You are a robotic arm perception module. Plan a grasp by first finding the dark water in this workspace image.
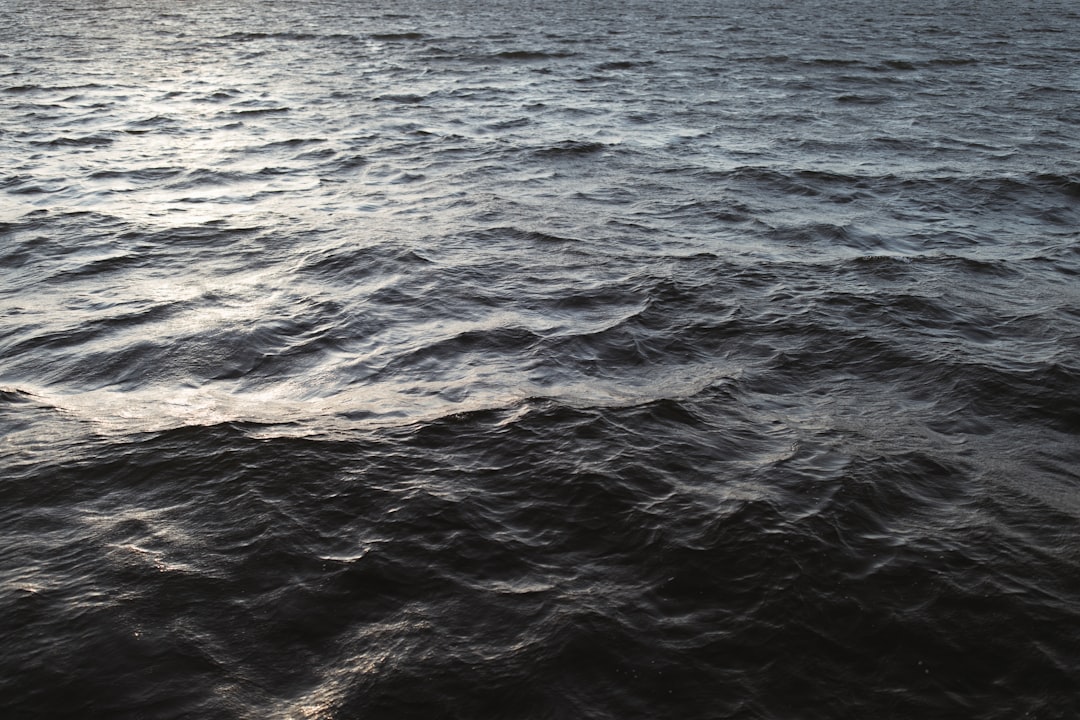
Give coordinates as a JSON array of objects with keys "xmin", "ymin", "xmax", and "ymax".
[{"xmin": 2, "ymin": 0, "xmax": 1079, "ymax": 717}]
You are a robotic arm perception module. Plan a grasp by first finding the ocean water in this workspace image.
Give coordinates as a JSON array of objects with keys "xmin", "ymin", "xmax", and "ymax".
[{"xmin": 1, "ymin": 0, "xmax": 1079, "ymax": 717}]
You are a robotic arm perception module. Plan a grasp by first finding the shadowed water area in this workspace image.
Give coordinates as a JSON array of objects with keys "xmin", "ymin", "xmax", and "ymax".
[{"xmin": 1, "ymin": 0, "xmax": 1079, "ymax": 717}]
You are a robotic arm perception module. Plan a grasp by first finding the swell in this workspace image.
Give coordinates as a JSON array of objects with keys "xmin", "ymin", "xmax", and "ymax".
[{"xmin": 2, "ymin": 395, "xmax": 1078, "ymax": 718}]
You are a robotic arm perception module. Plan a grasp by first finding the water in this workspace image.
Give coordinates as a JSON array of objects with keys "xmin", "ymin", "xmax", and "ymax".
[{"xmin": 2, "ymin": 0, "xmax": 1079, "ymax": 717}]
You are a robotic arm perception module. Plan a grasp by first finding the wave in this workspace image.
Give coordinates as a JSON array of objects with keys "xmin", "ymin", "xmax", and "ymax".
[
  {"xmin": 217, "ymin": 31, "xmax": 358, "ymax": 42},
  {"xmin": 369, "ymin": 32, "xmax": 428, "ymax": 41},
  {"xmin": 532, "ymin": 140, "xmax": 608, "ymax": 157},
  {"xmin": 491, "ymin": 50, "xmax": 576, "ymax": 61},
  {"xmin": 31, "ymin": 134, "xmax": 116, "ymax": 147},
  {"xmin": 3, "ymin": 0, "xmax": 1079, "ymax": 717}
]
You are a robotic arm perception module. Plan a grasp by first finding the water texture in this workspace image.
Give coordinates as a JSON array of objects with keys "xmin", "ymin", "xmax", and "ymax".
[{"xmin": 1, "ymin": 0, "xmax": 1079, "ymax": 717}]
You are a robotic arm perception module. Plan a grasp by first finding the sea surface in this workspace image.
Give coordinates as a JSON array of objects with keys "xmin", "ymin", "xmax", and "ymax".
[{"xmin": 1, "ymin": 0, "xmax": 1079, "ymax": 717}]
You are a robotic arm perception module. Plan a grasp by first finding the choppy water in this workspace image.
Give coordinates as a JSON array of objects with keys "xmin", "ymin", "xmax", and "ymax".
[{"xmin": 2, "ymin": 0, "xmax": 1079, "ymax": 717}]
